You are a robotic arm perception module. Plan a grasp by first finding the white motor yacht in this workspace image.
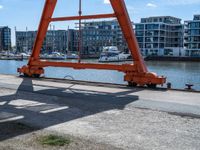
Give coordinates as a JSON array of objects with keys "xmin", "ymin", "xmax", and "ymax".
[
  {"xmin": 66, "ymin": 53, "xmax": 79, "ymax": 59},
  {"xmin": 99, "ymin": 46, "xmax": 131, "ymax": 62},
  {"xmin": 48, "ymin": 52, "xmax": 66, "ymax": 60}
]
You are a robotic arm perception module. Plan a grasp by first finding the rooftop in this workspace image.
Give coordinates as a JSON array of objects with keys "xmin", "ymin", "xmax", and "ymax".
[
  {"xmin": 140, "ymin": 16, "xmax": 182, "ymax": 24},
  {"xmin": 194, "ymin": 15, "xmax": 200, "ymax": 20}
]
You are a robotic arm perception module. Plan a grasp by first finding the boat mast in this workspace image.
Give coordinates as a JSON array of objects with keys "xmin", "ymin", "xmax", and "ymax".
[{"xmin": 78, "ymin": 0, "xmax": 82, "ymax": 63}]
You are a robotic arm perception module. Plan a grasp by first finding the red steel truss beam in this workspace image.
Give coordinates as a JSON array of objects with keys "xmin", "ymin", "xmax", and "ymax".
[
  {"xmin": 51, "ymin": 13, "xmax": 116, "ymax": 22},
  {"xmin": 31, "ymin": 60, "xmax": 136, "ymax": 72}
]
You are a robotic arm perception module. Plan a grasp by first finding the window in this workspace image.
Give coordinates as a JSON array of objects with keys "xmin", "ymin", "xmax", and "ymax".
[
  {"xmin": 146, "ymin": 24, "xmax": 159, "ymax": 30},
  {"xmin": 136, "ymin": 31, "xmax": 144, "ymax": 36},
  {"xmin": 135, "ymin": 24, "xmax": 144, "ymax": 30}
]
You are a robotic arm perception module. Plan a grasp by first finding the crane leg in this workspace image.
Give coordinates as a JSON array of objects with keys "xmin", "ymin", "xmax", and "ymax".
[
  {"xmin": 18, "ymin": 0, "xmax": 57, "ymax": 77},
  {"xmin": 110, "ymin": 0, "xmax": 165, "ymax": 86}
]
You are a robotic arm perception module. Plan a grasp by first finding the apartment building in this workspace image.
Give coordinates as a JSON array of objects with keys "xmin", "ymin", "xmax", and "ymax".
[
  {"xmin": 16, "ymin": 20, "xmax": 128, "ymax": 57},
  {"xmin": 135, "ymin": 16, "xmax": 184, "ymax": 57},
  {"xmin": 14, "ymin": 16, "xmax": 200, "ymax": 58},
  {"xmin": 16, "ymin": 30, "xmax": 71, "ymax": 54},
  {"xmin": 0, "ymin": 26, "xmax": 11, "ymax": 52},
  {"xmin": 73, "ymin": 20, "xmax": 127, "ymax": 56},
  {"xmin": 184, "ymin": 15, "xmax": 200, "ymax": 57}
]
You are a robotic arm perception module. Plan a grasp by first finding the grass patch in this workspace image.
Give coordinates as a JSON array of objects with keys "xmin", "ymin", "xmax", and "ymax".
[{"xmin": 39, "ymin": 134, "xmax": 71, "ymax": 146}]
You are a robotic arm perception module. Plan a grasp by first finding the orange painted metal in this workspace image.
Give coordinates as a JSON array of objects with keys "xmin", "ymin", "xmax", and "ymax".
[
  {"xmin": 31, "ymin": 60, "xmax": 136, "ymax": 72},
  {"xmin": 18, "ymin": 0, "xmax": 166, "ymax": 86},
  {"xmin": 51, "ymin": 14, "xmax": 116, "ymax": 22},
  {"xmin": 110, "ymin": 0, "xmax": 147, "ymax": 73}
]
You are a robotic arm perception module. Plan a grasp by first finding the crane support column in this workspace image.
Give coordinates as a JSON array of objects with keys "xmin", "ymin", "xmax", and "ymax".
[
  {"xmin": 110, "ymin": 0, "xmax": 165, "ymax": 87},
  {"xmin": 110, "ymin": 0, "xmax": 147, "ymax": 73},
  {"xmin": 18, "ymin": 0, "xmax": 57, "ymax": 77}
]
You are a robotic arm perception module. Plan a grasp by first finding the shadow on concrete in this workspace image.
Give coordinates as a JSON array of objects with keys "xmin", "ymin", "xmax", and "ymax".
[{"xmin": 0, "ymin": 77, "xmax": 140, "ymax": 141}]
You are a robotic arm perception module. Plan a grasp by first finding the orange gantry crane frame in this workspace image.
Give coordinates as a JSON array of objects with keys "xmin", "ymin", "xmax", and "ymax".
[{"xmin": 18, "ymin": 0, "xmax": 166, "ymax": 87}]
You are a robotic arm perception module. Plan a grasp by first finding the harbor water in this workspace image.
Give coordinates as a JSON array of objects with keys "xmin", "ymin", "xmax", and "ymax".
[{"xmin": 0, "ymin": 59, "xmax": 200, "ymax": 90}]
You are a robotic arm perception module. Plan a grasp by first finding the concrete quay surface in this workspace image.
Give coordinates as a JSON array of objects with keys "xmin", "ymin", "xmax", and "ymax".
[{"xmin": 0, "ymin": 74, "xmax": 200, "ymax": 150}]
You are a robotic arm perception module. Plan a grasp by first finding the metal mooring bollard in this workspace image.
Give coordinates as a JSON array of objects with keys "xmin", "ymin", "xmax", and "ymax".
[
  {"xmin": 167, "ymin": 82, "xmax": 172, "ymax": 89},
  {"xmin": 185, "ymin": 84, "xmax": 194, "ymax": 90}
]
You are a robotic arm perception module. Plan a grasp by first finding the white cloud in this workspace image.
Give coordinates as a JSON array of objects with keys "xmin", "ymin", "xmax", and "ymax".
[
  {"xmin": 146, "ymin": 3, "xmax": 157, "ymax": 8},
  {"xmin": 127, "ymin": 5, "xmax": 139, "ymax": 14},
  {"xmin": 104, "ymin": 0, "xmax": 110, "ymax": 4},
  {"xmin": 0, "ymin": 5, "xmax": 3, "ymax": 10}
]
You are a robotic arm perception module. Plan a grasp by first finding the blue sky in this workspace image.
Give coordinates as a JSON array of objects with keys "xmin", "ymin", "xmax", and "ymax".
[{"xmin": 0, "ymin": 0, "xmax": 200, "ymax": 45}]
